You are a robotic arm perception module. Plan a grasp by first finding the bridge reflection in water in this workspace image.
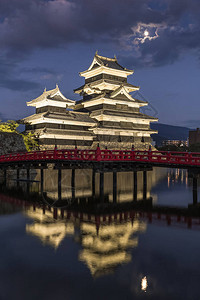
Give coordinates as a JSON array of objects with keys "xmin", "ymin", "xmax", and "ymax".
[
  {"xmin": 32, "ymin": 167, "xmax": 166, "ymax": 203},
  {"xmin": 0, "ymin": 166, "xmax": 200, "ymax": 278},
  {"xmin": 0, "ymin": 167, "xmax": 163, "ymax": 277}
]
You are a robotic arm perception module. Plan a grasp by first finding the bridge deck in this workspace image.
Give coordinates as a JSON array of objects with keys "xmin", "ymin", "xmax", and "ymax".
[{"xmin": 0, "ymin": 148, "xmax": 200, "ymax": 168}]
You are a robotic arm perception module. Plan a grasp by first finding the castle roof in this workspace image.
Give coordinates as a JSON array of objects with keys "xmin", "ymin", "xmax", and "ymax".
[
  {"xmin": 74, "ymin": 79, "xmax": 139, "ymax": 94},
  {"xmin": 27, "ymin": 85, "xmax": 74, "ymax": 107},
  {"xmin": 90, "ymin": 109, "xmax": 158, "ymax": 121},
  {"xmin": 93, "ymin": 53, "xmax": 128, "ymax": 71},
  {"xmin": 22, "ymin": 111, "xmax": 96, "ymax": 124},
  {"xmin": 76, "ymin": 91, "xmax": 147, "ymax": 105},
  {"xmin": 79, "ymin": 52, "xmax": 133, "ymax": 76}
]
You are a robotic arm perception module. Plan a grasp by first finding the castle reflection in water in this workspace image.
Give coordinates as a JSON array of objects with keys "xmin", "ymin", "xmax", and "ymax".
[
  {"xmin": 25, "ymin": 207, "xmax": 146, "ymax": 277},
  {"xmin": 0, "ymin": 167, "xmax": 190, "ymax": 277}
]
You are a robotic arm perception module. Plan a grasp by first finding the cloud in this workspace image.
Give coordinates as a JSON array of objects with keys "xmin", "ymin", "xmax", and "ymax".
[
  {"xmin": 0, "ymin": 0, "xmax": 200, "ymax": 71},
  {"xmin": 0, "ymin": 58, "xmax": 40, "ymax": 91},
  {"xmin": 21, "ymin": 66, "xmax": 64, "ymax": 82},
  {"xmin": 0, "ymin": 77, "xmax": 40, "ymax": 91}
]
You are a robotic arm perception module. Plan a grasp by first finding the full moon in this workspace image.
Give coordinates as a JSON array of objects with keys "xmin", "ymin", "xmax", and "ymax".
[{"xmin": 144, "ymin": 30, "xmax": 149, "ymax": 36}]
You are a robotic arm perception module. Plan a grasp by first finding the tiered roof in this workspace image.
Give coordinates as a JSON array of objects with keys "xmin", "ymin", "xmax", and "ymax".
[
  {"xmin": 80, "ymin": 52, "xmax": 133, "ymax": 76},
  {"xmin": 27, "ymin": 85, "xmax": 74, "ymax": 107},
  {"xmin": 74, "ymin": 79, "xmax": 139, "ymax": 94},
  {"xmin": 23, "ymin": 111, "xmax": 96, "ymax": 126}
]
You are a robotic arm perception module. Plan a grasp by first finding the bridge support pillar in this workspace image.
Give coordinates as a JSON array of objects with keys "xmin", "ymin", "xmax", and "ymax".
[
  {"xmin": 100, "ymin": 172, "xmax": 104, "ymax": 202},
  {"xmin": 134, "ymin": 171, "xmax": 137, "ymax": 201},
  {"xmin": 92, "ymin": 169, "xmax": 95, "ymax": 197},
  {"xmin": 26, "ymin": 169, "xmax": 30, "ymax": 194},
  {"xmin": 113, "ymin": 171, "xmax": 117, "ymax": 203},
  {"xmin": 16, "ymin": 169, "xmax": 19, "ymax": 187},
  {"xmin": 40, "ymin": 169, "xmax": 44, "ymax": 194},
  {"xmin": 4, "ymin": 169, "xmax": 6, "ymax": 185},
  {"xmin": 58, "ymin": 169, "xmax": 62, "ymax": 201},
  {"xmin": 193, "ymin": 176, "xmax": 198, "ymax": 205},
  {"xmin": 26, "ymin": 168, "xmax": 30, "ymax": 181},
  {"xmin": 143, "ymin": 170, "xmax": 147, "ymax": 200},
  {"xmin": 71, "ymin": 169, "xmax": 75, "ymax": 200}
]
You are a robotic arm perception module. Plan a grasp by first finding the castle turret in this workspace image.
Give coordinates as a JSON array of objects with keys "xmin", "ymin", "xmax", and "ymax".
[
  {"xmin": 74, "ymin": 53, "xmax": 158, "ymax": 149},
  {"xmin": 22, "ymin": 85, "xmax": 95, "ymax": 149}
]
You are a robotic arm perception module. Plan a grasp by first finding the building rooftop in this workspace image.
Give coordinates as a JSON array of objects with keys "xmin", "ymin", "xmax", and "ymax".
[
  {"xmin": 76, "ymin": 91, "xmax": 147, "ymax": 105},
  {"xmin": 23, "ymin": 111, "xmax": 96, "ymax": 124},
  {"xmin": 79, "ymin": 52, "xmax": 134, "ymax": 76},
  {"xmin": 74, "ymin": 79, "xmax": 139, "ymax": 94},
  {"xmin": 93, "ymin": 53, "xmax": 126, "ymax": 71},
  {"xmin": 90, "ymin": 109, "xmax": 158, "ymax": 121},
  {"xmin": 27, "ymin": 85, "xmax": 74, "ymax": 106}
]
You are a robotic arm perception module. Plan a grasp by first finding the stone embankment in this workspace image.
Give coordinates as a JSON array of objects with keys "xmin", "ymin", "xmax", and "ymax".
[{"xmin": 0, "ymin": 132, "xmax": 26, "ymax": 155}]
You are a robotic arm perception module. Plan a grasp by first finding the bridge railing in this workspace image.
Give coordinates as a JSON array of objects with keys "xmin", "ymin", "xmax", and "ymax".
[{"xmin": 1, "ymin": 148, "xmax": 200, "ymax": 166}]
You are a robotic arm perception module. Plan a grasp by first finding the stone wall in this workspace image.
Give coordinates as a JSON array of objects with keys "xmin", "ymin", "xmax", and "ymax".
[{"xmin": 0, "ymin": 132, "xmax": 26, "ymax": 155}]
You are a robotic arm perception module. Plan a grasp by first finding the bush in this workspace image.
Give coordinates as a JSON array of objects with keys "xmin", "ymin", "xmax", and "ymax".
[{"xmin": 0, "ymin": 120, "xmax": 39, "ymax": 151}]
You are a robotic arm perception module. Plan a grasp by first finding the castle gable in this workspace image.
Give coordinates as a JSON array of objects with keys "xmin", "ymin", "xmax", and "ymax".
[{"xmin": 110, "ymin": 85, "xmax": 133, "ymax": 101}]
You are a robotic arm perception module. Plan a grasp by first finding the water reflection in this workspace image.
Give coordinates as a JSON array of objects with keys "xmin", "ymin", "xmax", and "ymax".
[
  {"xmin": 22, "ymin": 204, "xmax": 146, "ymax": 277},
  {"xmin": 1, "ymin": 167, "xmax": 200, "ymax": 299},
  {"xmin": 0, "ymin": 167, "xmax": 168, "ymax": 203},
  {"xmin": 141, "ymin": 276, "xmax": 148, "ymax": 292},
  {"xmin": 78, "ymin": 218, "xmax": 146, "ymax": 277},
  {"xmin": 167, "ymin": 169, "xmax": 188, "ymax": 188},
  {"xmin": 0, "ymin": 166, "xmax": 200, "ymax": 208},
  {"xmin": 25, "ymin": 209, "xmax": 74, "ymax": 249}
]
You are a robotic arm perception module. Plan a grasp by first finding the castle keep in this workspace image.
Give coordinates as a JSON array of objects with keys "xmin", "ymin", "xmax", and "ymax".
[{"xmin": 23, "ymin": 53, "xmax": 158, "ymax": 149}]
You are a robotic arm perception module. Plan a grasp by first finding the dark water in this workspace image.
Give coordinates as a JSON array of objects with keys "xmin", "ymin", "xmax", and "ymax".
[{"xmin": 0, "ymin": 167, "xmax": 200, "ymax": 300}]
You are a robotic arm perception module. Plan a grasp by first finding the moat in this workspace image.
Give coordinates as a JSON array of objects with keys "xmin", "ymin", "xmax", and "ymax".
[{"xmin": 0, "ymin": 167, "xmax": 200, "ymax": 300}]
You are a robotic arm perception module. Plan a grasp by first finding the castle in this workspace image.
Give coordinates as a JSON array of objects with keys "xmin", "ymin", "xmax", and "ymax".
[{"xmin": 22, "ymin": 53, "xmax": 158, "ymax": 149}]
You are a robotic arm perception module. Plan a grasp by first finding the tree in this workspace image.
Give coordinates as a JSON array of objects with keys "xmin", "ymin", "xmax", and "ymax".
[
  {"xmin": 0, "ymin": 120, "xmax": 39, "ymax": 151},
  {"xmin": 0, "ymin": 120, "xmax": 19, "ymax": 132},
  {"xmin": 22, "ymin": 131, "xmax": 39, "ymax": 152}
]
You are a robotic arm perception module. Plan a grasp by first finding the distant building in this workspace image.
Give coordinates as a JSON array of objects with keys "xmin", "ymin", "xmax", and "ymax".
[
  {"xmin": 162, "ymin": 140, "xmax": 188, "ymax": 147},
  {"xmin": 22, "ymin": 52, "xmax": 158, "ymax": 150},
  {"xmin": 189, "ymin": 128, "xmax": 200, "ymax": 146}
]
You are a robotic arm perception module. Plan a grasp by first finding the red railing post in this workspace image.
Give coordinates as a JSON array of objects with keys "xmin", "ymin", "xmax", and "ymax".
[
  {"xmin": 119, "ymin": 150, "xmax": 123, "ymax": 160},
  {"xmin": 54, "ymin": 148, "xmax": 58, "ymax": 160},
  {"xmin": 188, "ymin": 152, "xmax": 192, "ymax": 164},
  {"xmin": 148, "ymin": 149, "xmax": 152, "ymax": 162},
  {"xmin": 74, "ymin": 147, "xmax": 78, "ymax": 160},
  {"xmin": 95, "ymin": 144, "xmax": 102, "ymax": 161},
  {"xmin": 167, "ymin": 151, "xmax": 171, "ymax": 163},
  {"xmin": 131, "ymin": 149, "xmax": 135, "ymax": 161},
  {"xmin": 104, "ymin": 149, "xmax": 108, "ymax": 160},
  {"xmin": 60, "ymin": 150, "xmax": 64, "ymax": 159}
]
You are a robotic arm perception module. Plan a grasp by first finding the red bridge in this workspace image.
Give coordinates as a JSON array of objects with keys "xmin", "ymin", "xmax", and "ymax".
[{"xmin": 0, "ymin": 148, "xmax": 200, "ymax": 168}]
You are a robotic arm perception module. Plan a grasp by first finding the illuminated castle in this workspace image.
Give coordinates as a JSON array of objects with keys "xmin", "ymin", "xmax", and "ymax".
[{"xmin": 23, "ymin": 53, "xmax": 158, "ymax": 150}]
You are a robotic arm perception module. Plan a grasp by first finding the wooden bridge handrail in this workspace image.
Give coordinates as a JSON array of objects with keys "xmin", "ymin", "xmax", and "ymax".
[{"xmin": 0, "ymin": 148, "xmax": 200, "ymax": 166}]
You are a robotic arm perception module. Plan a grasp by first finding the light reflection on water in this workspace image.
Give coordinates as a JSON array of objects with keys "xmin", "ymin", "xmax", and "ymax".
[{"xmin": 0, "ymin": 167, "xmax": 200, "ymax": 299}]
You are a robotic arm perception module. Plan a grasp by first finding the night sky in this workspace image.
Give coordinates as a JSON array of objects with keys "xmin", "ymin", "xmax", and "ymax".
[{"xmin": 0, "ymin": 0, "xmax": 200, "ymax": 128}]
